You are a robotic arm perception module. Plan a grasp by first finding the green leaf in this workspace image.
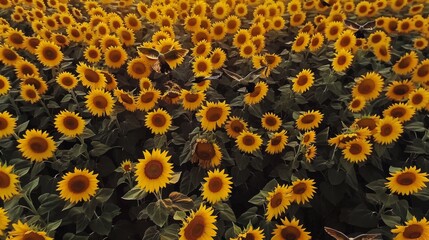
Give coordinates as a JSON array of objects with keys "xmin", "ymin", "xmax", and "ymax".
[
  {"xmin": 89, "ymin": 215, "xmax": 112, "ymax": 236},
  {"xmin": 146, "ymin": 200, "xmax": 169, "ymax": 227},
  {"xmin": 214, "ymin": 202, "xmax": 236, "ymax": 222},
  {"xmin": 23, "ymin": 177, "xmax": 39, "ymax": 196},
  {"xmin": 262, "ymin": 178, "xmax": 279, "ymax": 191},
  {"xmin": 405, "ymin": 122, "xmax": 427, "ymax": 132},
  {"xmin": 95, "ymin": 188, "xmax": 114, "ymax": 203},
  {"xmin": 46, "ymin": 219, "xmax": 62, "ymax": 234},
  {"xmin": 122, "ymin": 186, "xmax": 147, "ymax": 200},
  {"xmin": 248, "ymin": 190, "xmax": 268, "ymax": 205},
  {"xmin": 381, "ymin": 214, "xmax": 401, "ymax": 227},
  {"xmin": 160, "ymin": 224, "xmax": 180, "ymax": 240},
  {"xmin": 173, "ymin": 211, "xmax": 187, "ymax": 221},
  {"xmin": 169, "ymin": 172, "xmax": 181, "ymax": 184},
  {"xmin": 328, "ymin": 168, "xmax": 345, "ymax": 185},
  {"xmin": 16, "ymin": 120, "xmax": 29, "ymax": 134},
  {"xmin": 168, "ymin": 191, "xmax": 194, "ymax": 211},
  {"xmin": 81, "ymin": 128, "xmax": 95, "ymax": 139},
  {"xmin": 89, "ymin": 141, "xmax": 113, "ymax": 157}
]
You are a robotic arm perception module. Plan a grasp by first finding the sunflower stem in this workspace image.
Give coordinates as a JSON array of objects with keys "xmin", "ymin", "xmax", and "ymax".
[
  {"xmin": 40, "ymin": 99, "xmax": 52, "ymax": 118},
  {"xmin": 23, "ymin": 194, "xmax": 39, "ymax": 216},
  {"xmin": 12, "ymin": 132, "xmax": 20, "ymax": 140},
  {"xmin": 70, "ymin": 90, "xmax": 82, "ymax": 114}
]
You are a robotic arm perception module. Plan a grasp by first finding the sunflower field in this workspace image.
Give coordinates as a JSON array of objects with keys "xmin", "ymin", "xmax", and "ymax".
[{"xmin": 1, "ymin": 0, "xmax": 429, "ymax": 239}]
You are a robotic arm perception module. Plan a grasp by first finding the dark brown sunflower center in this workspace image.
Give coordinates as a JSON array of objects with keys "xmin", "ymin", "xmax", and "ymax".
[
  {"xmin": 358, "ymin": 5, "xmax": 367, "ymax": 13},
  {"xmin": 265, "ymin": 116, "xmax": 277, "ymax": 126},
  {"xmin": 121, "ymin": 31, "xmax": 131, "ymax": 41},
  {"xmin": 379, "ymin": 46, "xmax": 388, "ymax": 56},
  {"xmin": 26, "ymin": 89, "xmax": 37, "ymax": 99},
  {"xmin": 329, "ymin": 26, "xmax": 339, "ymax": 36},
  {"xmin": 151, "ymin": 113, "xmax": 167, "ymax": 127},
  {"xmin": 293, "ymin": 14, "xmax": 302, "ymax": 23},
  {"xmin": 0, "ymin": 171, "xmax": 11, "ymax": 188},
  {"xmin": 412, "ymin": 94, "xmax": 423, "ymax": 105},
  {"xmin": 10, "ymin": 33, "xmax": 24, "ymax": 44},
  {"xmin": 337, "ymin": 55, "xmax": 347, "ymax": 65},
  {"xmin": 206, "ymin": 107, "xmax": 222, "ymax": 122},
  {"xmin": 185, "ymin": 93, "xmax": 199, "ymax": 103},
  {"xmin": 88, "ymin": 49, "xmax": 99, "ymax": 58},
  {"xmin": 281, "ymin": 226, "xmax": 301, "ymax": 240},
  {"xmin": 214, "ymin": 26, "xmax": 223, "ymax": 35},
  {"xmin": 187, "ymin": 18, "xmax": 197, "ymax": 26},
  {"xmin": 349, "ymin": 143, "xmax": 362, "ymax": 155},
  {"xmin": 311, "ymin": 37, "xmax": 320, "ymax": 47},
  {"xmin": 141, "ymin": 81, "xmax": 151, "ymax": 89},
  {"xmin": 390, "ymin": 108, "xmax": 406, "ymax": 118},
  {"xmin": 197, "ymin": 61, "xmax": 208, "ymax": 72},
  {"xmin": 340, "ymin": 36, "xmax": 350, "ymax": 47},
  {"xmin": 22, "ymin": 231, "xmax": 45, "ymax": 240},
  {"xmin": 24, "ymin": 78, "xmax": 41, "ymax": 90},
  {"xmin": 227, "ymin": 20, "xmax": 237, "ymax": 30},
  {"xmin": 216, "ymin": 7, "xmax": 224, "ymax": 15},
  {"xmin": 249, "ymin": 86, "xmax": 261, "ymax": 97},
  {"xmin": 380, "ymin": 124, "xmax": 393, "ymax": 136},
  {"xmin": 61, "ymin": 77, "xmax": 74, "ymax": 86},
  {"xmin": 208, "ymin": 176, "xmax": 223, "ymax": 193},
  {"xmin": 211, "ymin": 53, "xmax": 221, "ymax": 63},
  {"xmin": 243, "ymin": 45, "xmax": 253, "ymax": 55},
  {"xmin": 417, "ymin": 65, "xmax": 429, "ymax": 78},
  {"xmin": 293, "ymin": 182, "xmax": 307, "ymax": 194},
  {"xmin": 68, "ymin": 175, "xmax": 90, "ymax": 193},
  {"xmin": 271, "ymin": 136, "xmax": 282, "ymax": 146},
  {"xmin": 301, "ymin": 114, "xmax": 315, "ymax": 124},
  {"xmin": 398, "ymin": 57, "xmax": 411, "ymax": 69},
  {"xmin": 28, "ymin": 136, "xmax": 49, "ymax": 153},
  {"xmin": 403, "ymin": 224, "xmax": 423, "ymax": 238},
  {"xmin": 63, "ymin": 116, "xmax": 79, "ymax": 130},
  {"xmin": 196, "ymin": 142, "xmax": 215, "ymax": 161},
  {"xmin": 270, "ymin": 192, "xmax": 283, "ymax": 208},
  {"xmin": 393, "ymin": 85, "xmax": 409, "ymax": 95},
  {"xmin": 356, "ymin": 118, "xmax": 376, "ymax": 131},
  {"xmin": 184, "ymin": 215, "xmax": 205, "ymax": 240},
  {"xmin": 84, "ymin": 69, "xmax": 100, "ymax": 83},
  {"xmin": 243, "ymin": 135, "xmax": 255, "ymax": 146},
  {"xmin": 3, "ymin": 49, "xmax": 18, "ymax": 61},
  {"xmin": 396, "ymin": 172, "xmax": 416, "ymax": 186},
  {"xmin": 55, "ymin": 35, "xmax": 67, "ymax": 44},
  {"xmin": 0, "ymin": 79, "xmax": 4, "ymax": 89},
  {"xmin": 108, "ymin": 49, "xmax": 122, "ymax": 62},
  {"xmin": 120, "ymin": 94, "xmax": 133, "ymax": 104},
  {"xmin": 371, "ymin": 35, "xmax": 382, "ymax": 44},
  {"xmin": 296, "ymin": 36, "xmax": 305, "ymax": 46},
  {"xmin": 237, "ymin": 34, "xmax": 247, "ymax": 44},
  {"xmin": 358, "ymin": 79, "xmax": 376, "ymax": 95},
  {"xmin": 244, "ymin": 233, "xmax": 255, "ymax": 240},
  {"xmin": 297, "ymin": 75, "xmax": 308, "ymax": 86},
  {"xmin": 71, "ymin": 29, "xmax": 80, "ymax": 38},
  {"xmin": 0, "ymin": 117, "xmax": 8, "ymax": 130},
  {"xmin": 351, "ymin": 99, "xmax": 361, "ymax": 108},
  {"xmin": 144, "ymin": 160, "xmax": 163, "ymax": 179},
  {"xmin": 388, "ymin": 21, "xmax": 397, "ymax": 31},
  {"xmin": 140, "ymin": 92, "xmax": 155, "ymax": 103},
  {"xmin": 93, "ymin": 96, "xmax": 108, "ymax": 109},
  {"xmin": 230, "ymin": 121, "xmax": 244, "ymax": 133},
  {"xmin": 303, "ymin": 134, "xmax": 310, "ymax": 143},
  {"xmin": 128, "ymin": 18, "xmax": 138, "ymax": 27},
  {"xmin": 21, "ymin": 64, "xmax": 36, "ymax": 76}
]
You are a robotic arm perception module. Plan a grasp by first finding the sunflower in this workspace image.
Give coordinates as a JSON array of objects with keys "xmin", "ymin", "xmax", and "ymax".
[
  {"xmin": 244, "ymin": 81, "xmax": 269, "ymax": 105},
  {"xmin": 342, "ymin": 138, "xmax": 372, "ymax": 163},
  {"xmin": 236, "ymin": 131, "xmax": 263, "ymax": 154},
  {"xmin": 387, "ymin": 166, "xmax": 429, "ymax": 196},
  {"xmin": 179, "ymin": 204, "xmax": 217, "ymax": 240},
  {"xmin": 264, "ymin": 129, "xmax": 288, "ymax": 155},
  {"xmin": 192, "ymin": 28, "xmax": 212, "ymax": 45},
  {"xmin": 113, "ymin": 89, "xmax": 137, "ymax": 112},
  {"xmin": 52, "ymin": 33, "xmax": 69, "ymax": 47},
  {"xmin": 234, "ymin": 3, "xmax": 248, "ymax": 17},
  {"xmin": 0, "ymin": 207, "xmax": 10, "ymax": 235},
  {"xmin": 305, "ymin": 145, "xmax": 317, "ymax": 162},
  {"xmin": 373, "ymin": 116, "xmax": 403, "ymax": 145},
  {"xmin": 193, "ymin": 57, "xmax": 212, "ymax": 78},
  {"xmin": 136, "ymin": 87, "xmax": 161, "ymax": 111},
  {"xmin": 334, "ymin": 30, "xmax": 356, "ymax": 52},
  {"xmin": 0, "ymin": 164, "xmax": 19, "ymax": 201},
  {"xmin": 393, "ymin": 51, "xmax": 419, "ymax": 75},
  {"xmin": 225, "ymin": 116, "xmax": 248, "ymax": 139},
  {"xmin": 328, "ymin": 132, "xmax": 359, "ymax": 149},
  {"xmin": 412, "ymin": 59, "xmax": 429, "ymax": 84},
  {"xmin": 197, "ymin": 101, "xmax": 231, "ymax": 131},
  {"xmin": 0, "ymin": 75, "xmax": 11, "ymax": 96},
  {"xmin": 225, "ymin": 15, "xmax": 241, "ymax": 34},
  {"xmin": 0, "ymin": 45, "xmax": 21, "ymax": 66},
  {"xmin": 332, "ymin": 49, "xmax": 354, "ymax": 72},
  {"xmin": 290, "ymin": 12, "xmax": 306, "ymax": 27},
  {"xmin": 145, "ymin": 108, "xmax": 172, "ymax": 135},
  {"xmin": 17, "ymin": 129, "xmax": 56, "ymax": 162},
  {"xmin": 192, "ymin": 139, "xmax": 222, "ymax": 169},
  {"xmin": 20, "ymin": 85, "xmax": 41, "ymax": 104},
  {"xmin": 383, "ymin": 17, "xmax": 399, "ymax": 34},
  {"xmin": 56, "ymin": 72, "xmax": 78, "ymax": 91},
  {"xmin": 180, "ymin": 89, "xmax": 205, "ymax": 111},
  {"xmin": 261, "ymin": 112, "xmax": 282, "ymax": 132},
  {"xmin": 373, "ymin": 43, "xmax": 391, "ymax": 62},
  {"xmin": 0, "ymin": 111, "xmax": 16, "ymax": 139},
  {"xmin": 408, "ymin": 88, "xmax": 429, "ymax": 110},
  {"xmin": 211, "ymin": 21, "xmax": 227, "ymax": 41},
  {"xmin": 301, "ymin": 131, "xmax": 316, "ymax": 146},
  {"xmin": 355, "ymin": 1, "xmax": 370, "ymax": 17},
  {"xmin": 210, "ymin": 48, "xmax": 226, "ymax": 70},
  {"xmin": 309, "ymin": 33, "xmax": 324, "ymax": 52},
  {"xmin": 290, "ymin": 179, "xmax": 316, "ymax": 204},
  {"xmin": 348, "ymin": 96, "xmax": 366, "ymax": 113},
  {"xmin": 296, "ymin": 110, "xmax": 323, "ymax": 131},
  {"xmin": 292, "ymin": 32, "xmax": 310, "ymax": 52},
  {"xmin": 127, "ymin": 57, "xmax": 151, "ymax": 79},
  {"xmin": 21, "ymin": 75, "xmax": 48, "ymax": 95},
  {"xmin": 5, "ymin": 28, "xmax": 26, "ymax": 49},
  {"xmin": 57, "ymin": 168, "xmax": 99, "ymax": 203},
  {"xmin": 352, "ymin": 72, "xmax": 384, "ymax": 101},
  {"xmin": 202, "ymin": 169, "xmax": 232, "ymax": 204},
  {"xmin": 233, "ymin": 29, "xmax": 251, "ymax": 48},
  {"xmin": 352, "ymin": 115, "xmax": 380, "ymax": 134},
  {"xmin": 76, "ymin": 63, "xmax": 106, "ymax": 89},
  {"xmin": 324, "ymin": 21, "xmax": 343, "ymax": 41},
  {"xmin": 231, "ymin": 226, "xmax": 265, "ymax": 240},
  {"xmin": 104, "ymin": 46, "xmax": 127, "ymax": 69},
  {"xmin": 54, "ymin": 110, "xmax": 85, "ymax": 137},
  {"xmin": 85, "ymin": 89, "xmax": 115, "ymax": 117},
  {"xmin": 272, "ymin": 218, "xmax": 311, "ymax": 240},
  {"xmin": 139, "ymin": 78, "xmax": 152, "ymax": 90},
  {"xmin": 239, "ymin": 41, "xmax": 256, "ymax": 59},
  {"xmin": 8, "ymin": 221, "xmax": 53, "ymax": 240},
  {"xmin": 386, "ymin": 80, "xmax": 415, "ymax": 101},
  {"xmin": 413, "ymin": 37, "xmax": 428, "ymax": 50},
  {"xmin": 266, "ymin": 184, "xmax": 293, "ymax": 221},
  {"xmin": 184, "ymin": 14, "xmax": 201, "ymax": 32},
  {"xmin": 252, "ymin": 35, "xmax": 266, "ymax": 54},
  {"xmin": 290, "ymin": 69, "xmax": 314, "ymax": 93},
  {"xmin": 212, "ymin": 1, "xmax": 230, "ymax": 20},
  {"xmin": 397, "ymin": 18, "xmax": 414, "ymax": 34},
  {"xmin": 124, "ymin": 13, "xmax": 142, "ymax": 31},
  {"xmin": 120, "ymin": 159, "xmax": 133, "ymax": 173},
  {"xmin": 83, "ymin": 45, "xmax": 101, "ymax": 63},
  {"xmin": 383, "ymin": 103, "xmax": 415, "ymax": 123},
  {"xmin": 392, "ymin": 217, "xmax": 429, "ymax": 240},
  {"xmin": 14, "ymin": 60, "xmax": 39, "ymax": 79}
]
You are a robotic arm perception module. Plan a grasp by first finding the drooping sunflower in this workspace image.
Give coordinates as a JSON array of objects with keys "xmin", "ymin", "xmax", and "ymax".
[
  {"xmin": 17, "ymin": 129, "xmax": 56, "ymax": 162},
  {"xmin": 342, "ymin": 139, "xmax": 372, "ymax": 163},
  {"xmin": 261, "ymin": 112, "xmax": 282, "ymax": 132},
  {"xmin": 348, "ymin": 96, "xmax": 366, "ymax": 113},
  {"xmin": 387, "ymin": 166, "xmax": 429, "ymax": 196},
  {"xmin": 20, "ymin": 85, "xmax": 41, "ymax": 104},
  {"xmin": 8, "ymin": 220, "xmax": 53, "ymax": 240},
  {"xmin": 56, "ymin": 72, "xmax": 78, "ymax": 91},
  {"xmin": 0, "ymin": 207, "xmax": 10, "ymax": 235},
  {"xmin": 290, "ymin": 178, "xmax": 316, "ymax": 204},
  {"xmin": 76, "ymin": 63, "xmax": 106, "ymax": 89},
  {"xmin": 292, "ymin": 69, "xmax": 315, "ymax": 93},
  {"xmin": 231, "ymin": 226, "xmax": 265, "ymax": 240},
  {"xmin": 0, "ymin": 111, "xmax": 16, "ymax": 139},
  {"xmin": 236, "ymin": 131, "xmax": 263, "ymax": 154},
  {"xmin": 135, "ymin": 149, "xmax": 173, "ymax": 193},
  {"xmin": 304, "ymin": 145, "xmax": 317, "ymax": 162},
  {"xmin": 332, "ymin": 49, "xmax": 354, "ymax": 72},
  {"xmin": 244, "ymin": 81, "xmax": 269, "ymax": 105},
  {"xmin": 292, "ymin": 32, "xmax": 310, "ymax": 53},
  {"xmin": 412, "ymin": 59, "xmax": 429, "ymax": 84},
  {"xmin": 385, "ymin": 80, "xmax": 415, "ymax": 101},
  {"xmin": 145, "ymin": 108, "xmax": 172, "ymax": 135},
  {"xmin": 85, "ymin": 89, "xmax": 115, "ymax": 117},
  {"xmin": 180, "ymin": 89, "xmax": 205, "ymax": 111},
  {"xmin": 393, "ymin": 51, "xmax": 419, "ymax": 75},
  {"xmin": 0, "ymin": 164, "xmax": 19, "ymax": 201},
  {"xmin": 383, "ymin": 103, "xmax": 415, "ymax": 123},
  {"xmin": 301, "ymin": 130, "xmax": 316, "ymax": 146},
  {"xmin": 197, "ymin": 101, "xmax": 231, "ymax": 131},
  {"xmin": 202, "ymin": 169, "xmax": 232, "ymax": 204},
  {"xmin": 225, "ymin": 116, "xmax": 248, "ymax": 139},
  {"xmin": 83, "ymin": 45, "xmax": 101, "ymax": 63},
  {"xmin": 57, "ymin": 168, "xmax": 99, "ymax": 203},
  {"xmin": 54, "ymin": 110, "xmax": 85, "ymax": 137},
  {"xmin": 113, "ymin": 89, "xmax": 137, "ymax": 112},
  {"xmin": 328, "ymin": 132, "xmax": 359, "ymax": 149},
  {"xmin": 272, "ymin": 218, "xmax": 311, "ymax": 240},
  {"xmin": 179, "ymin": 204, "xmax": 217, "ymax": 240},
  {"xmin": 266, "ymin": 130, "xmax": 288, "ymax": 155},
  {"xmin": 392, "ymin": 217, "xmax": 429, "ymax": 240},
  {"xmin": 408, "ymin": 88, "xmax": 429, "ymax": 110},
  {"xmin": 266, "ymin": 184, "xmax": 293, "ymax": 221},
  {"xmin": 296, "ymin": 110, "xmax": 324, "ymax": 131},
  {"xmin": 136, "ymin": 87, "xmax": 161, "ymax": 111},
  {"xmin": 373, "ymin": 116, "xmax": 403, "ymax": 145},
  {"xmin": 352, "ymin": 72, "xmax": 384, "ymax": 101},
  {"xmin": 192, "ymin": 139, "xmax": 222, "ymax": 169}
]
